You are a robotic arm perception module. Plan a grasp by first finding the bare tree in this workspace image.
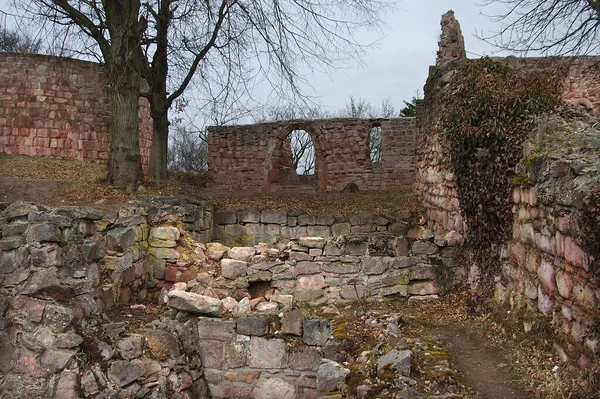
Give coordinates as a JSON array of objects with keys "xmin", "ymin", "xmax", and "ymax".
[
  {"xmin": 289, "ymin": 130, "xmax": 315, "ymax": 175},
  {"xmin": 342, "ymin": 95, "xmax": 375, "ymax": 118},
  {"xmin": 19, "ymin": 1, "xmax": 148, "ymax": 193},
  {"xmin": 0, "ymin": 25, "xmax": 41, "ymax": 53},
  {"xmin": 168, "ymin": 122, "xmax": 207, "ymax": 173},
  {"xmin": 19, "ymin": 0, "xmax": 388, "ymax": 188},
  {"xmin": 379, "ymin": 97, "xmax": 397, "ymax": 118},
  {"xmin": 481, "ymin": 0, "xmax": 600, "ymax": 55},
  {"xmin": 340, "ymin": 95, "xmax": 397, "ymax": 118}
]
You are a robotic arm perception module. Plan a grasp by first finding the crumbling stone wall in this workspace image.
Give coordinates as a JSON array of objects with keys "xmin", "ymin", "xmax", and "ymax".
[
  {"xmin": 213, "ymin": 208, "xmax": 415, "ymax": 246},
  {"xmin": 436, "ymin": 10, "xmax": 466, "ymax": 66},
  {"xmin": 196, "ymin": 315, "xmax": 333, "ymax": 398},
  {"xmin": 0, "ymin": 53, "xmax": 153, "ymax": 168},
  {"xmin": 207, "ymin": 118, "xmax": 416, "ymax": 192},
  {"xmin": 415, "ymin": 11, "xmax": 600, "ymax": 374},
  {"xmin": 496, "ymin": 116, "xmax": 600, "ymax": 374},
  {"xmin": 416, "ymin": 19, "xmax": 600, "ymax": 241},
  {"xmin": 0, "ymin": 197, "xmax": 460, "ymax": 398}
]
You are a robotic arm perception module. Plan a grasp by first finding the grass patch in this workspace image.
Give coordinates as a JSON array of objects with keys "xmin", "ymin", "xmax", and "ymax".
[{"xmin": 0, "ymin": 153, "xmax": 424, "ymax": 217}]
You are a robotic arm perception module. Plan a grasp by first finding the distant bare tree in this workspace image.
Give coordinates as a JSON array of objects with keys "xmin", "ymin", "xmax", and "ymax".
[
  {"xmin": 481, "ymin": 0, "xmax": 600, "ymax": 55},
  {"xmin": 342, "ymin": 95, "xmax": 375, "ymax": 118},
  {"xmin": 289, "ymin": 130, "xmax": 315, "ymax": 175},
  {"xmin": 167, "ymin": 123, "xmax": 207, "ymax": 173},
  {"xmin": 379, "ymin": 97, "xmax": 397, "ymax": 118},
  {"xmin": 0, "ymin": 25, "xmax": 41, "ymax": 53},
  {"xmin": 256, "ymin": 103, "xmax": 331, "ymax": 122},
  {"xmin": 340, "ymin": 95, "xmax": 397, "ymax": 118}
]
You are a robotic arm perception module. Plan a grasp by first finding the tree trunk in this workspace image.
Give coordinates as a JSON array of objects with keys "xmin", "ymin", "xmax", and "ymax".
[
  {"xmin": 106, "ymin": 67, "xmax": 143, "ymax": 193},
  {"xmin": 148, "ymin": 105, "xmax": 169, "ymax": 180},
  {"xmin": 104, "ymin": 0, "xmax": 145, "ymax": 193},
  {"xmin": 146, "ymin": 0, "xmax": 171, "ymax": 181}
]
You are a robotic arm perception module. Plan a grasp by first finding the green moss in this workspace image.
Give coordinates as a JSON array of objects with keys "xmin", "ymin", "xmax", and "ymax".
[
  {"xmin": 520, "ymin": 154, "xmax": 539, "ymax": 170},
  {"xmin": 509, "ymin": 173, "xmax": 532, "ymax": 186},
  {"xmin": 57, "ymin": 235, "xmax": 70, "ymax": 247}
]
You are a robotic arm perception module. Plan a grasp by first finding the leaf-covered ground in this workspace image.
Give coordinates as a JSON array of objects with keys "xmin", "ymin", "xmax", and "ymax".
[
  {"xmin": 0, "ymin": 153, "xmax": 423, "ymax": 217},
  {"xmin": 0, "ymin": 153, "xmax": 594, "ymax": 397}
]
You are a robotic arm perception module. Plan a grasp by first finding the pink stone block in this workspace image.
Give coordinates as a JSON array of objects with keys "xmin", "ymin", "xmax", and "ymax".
[
  {"xmin": 564, "ymin": 236, "xmax": 585, "ymax": 268},
  {"xmin": 556, "ymin": 270, "xmax": 573, "ymax": 299},
  {"xmin": 535, "ymin": 232, "xmax": 555, "ymax": 255},
  {"xmin": 555, "ymin": 232, "xmax": 565, "ymax": 258},
  {"xmin": 510, "ymin": 241, "xmax": 526, "ymax": 267},
  {"xmin": 297, "ymin": 274, "xmax": 326, "ymax": 289},
  {"xmin": 537, "ymin": 259, "xmax": 556, "ymax": 293},
  {"xmin": 512, "ymin": 187, "xmax": 521, "ymax": 203}
]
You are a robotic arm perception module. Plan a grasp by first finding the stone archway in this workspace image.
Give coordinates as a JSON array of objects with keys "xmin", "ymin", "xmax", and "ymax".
[{"xmin": 264, "ymin": 123, "xmax": 326, "ymax": 191}]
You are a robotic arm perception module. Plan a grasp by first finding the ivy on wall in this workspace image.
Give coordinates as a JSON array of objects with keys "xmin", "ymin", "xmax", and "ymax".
[{"xmin": 441, "ymin": 57, "xmax": 564, "ymax": 288}]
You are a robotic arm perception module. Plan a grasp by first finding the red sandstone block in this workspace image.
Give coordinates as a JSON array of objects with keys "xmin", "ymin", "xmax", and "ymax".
[
  {"xmin": 303, "ymin": 389, "xmax": 319, "ymax": 399},
  {"xmin": 83, "ymin": 140, "xmax": 95, "ymax": 150},
  {"xmin": 510, "ymin": 241, "xmax": 526, "ymax": 266},
  {"xmin": 87, "ymin": 150, "xmax": 98, "ymax": 160},
  {"xmin": 119, "ymin": 286, "xmax": 132, "ymax": 304},
  {"xmin": 165, "ymin": 265, "xmax": 178, "ymax": 282},
  {"xmin": 121, "ymin": 266, "xmax": 137, "ymax": 286},
  {"xmin": 177, "ymin": 270, "xmax": 196, "ymax": 283}
]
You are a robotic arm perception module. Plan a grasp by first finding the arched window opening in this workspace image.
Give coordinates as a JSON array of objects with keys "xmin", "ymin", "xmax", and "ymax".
[
  {"xmin": 369, "ymin": 126, "xmax": 382, "ymax": 164},
  {"xmin": 289, "ymin": 129, "xmax": 315, "ymax": 175}
]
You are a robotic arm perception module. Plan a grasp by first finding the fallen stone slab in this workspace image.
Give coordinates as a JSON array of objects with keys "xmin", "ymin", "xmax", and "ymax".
[
  {"xmin": 167, "ymin": 291, "xmax": 224, "ymax": 317},
  {"xmin": 377, "ymin": 349, "xmax": 412, "ymax": 376},
  {"xmin": 107, "ymin": 360, "xmax": 145, "ymax": 387},
  {"xmin": 317, "ymin": 358, "xmax": 350, "ymax": 393}
]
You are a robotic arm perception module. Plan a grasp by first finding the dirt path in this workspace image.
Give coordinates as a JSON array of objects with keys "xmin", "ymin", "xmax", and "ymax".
[{"xmin": 434, "ymin": 325, "xmax": 532, "ymax": 399}]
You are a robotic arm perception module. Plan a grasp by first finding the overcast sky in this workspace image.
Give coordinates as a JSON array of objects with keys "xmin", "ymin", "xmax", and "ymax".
[
  {"xmin": 0, "ymin": 0, "xmax": 513, "ymax": 118},
  {"xmin": 303, "ymin": 0, "xmax": 513, "ymax": 113}
]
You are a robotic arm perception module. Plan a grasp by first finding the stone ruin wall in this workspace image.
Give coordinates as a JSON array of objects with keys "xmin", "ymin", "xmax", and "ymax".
[
  {"xmin": 416, "ymin": 12, "xmax": 600, "ymax": 240},
  {"xmin": 414, "ymin": 12, "xmax": 600, "ymax": 374},
  {"xmin": 0, "ymin": 53, "xmax": 153, "ymax": 169},
  {"xmin": 0, "ymin": 197, "xmax": 462, "ymax": 398},
  {"xmin": 207, "ymin": 118, "xmax": 416, "ymax": 192}
]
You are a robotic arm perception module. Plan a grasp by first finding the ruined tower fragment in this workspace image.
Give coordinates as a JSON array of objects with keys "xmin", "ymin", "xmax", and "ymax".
[{"xmin": 436, "ymin": 10, "xmax": 466, "ymax": 66}]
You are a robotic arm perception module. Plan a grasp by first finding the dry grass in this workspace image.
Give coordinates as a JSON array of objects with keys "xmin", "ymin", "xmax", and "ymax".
[
  {"xmin": 0, "ymin": 152, "xmax": 106, "ymax": 181},
  {"xmin": 428, "ymin": 292, "xmax": 599, "ymax": 399},
  {"xmin": 210, "ymin": 189, "xmax": 423, "ymax": 217},
  {"xmin": 0, "ymin": 153, "xmax": 424, "ymax": 217}
]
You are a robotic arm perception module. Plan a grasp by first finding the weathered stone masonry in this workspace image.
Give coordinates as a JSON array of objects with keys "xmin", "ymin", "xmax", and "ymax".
[
  {"xmin": 0, "ymin": 197, "xmax": 460, "ymax": 398},
  {"xmin": 414, "ymin": 11, "xmax": 600, "ymax": 374},
  {"xmin": 0, "ymin": 53, "xmax": 153, "ymax": 168},
  {"xmin": 207, "ymin": 118, "xmax": 416, "ymax": 192}
]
